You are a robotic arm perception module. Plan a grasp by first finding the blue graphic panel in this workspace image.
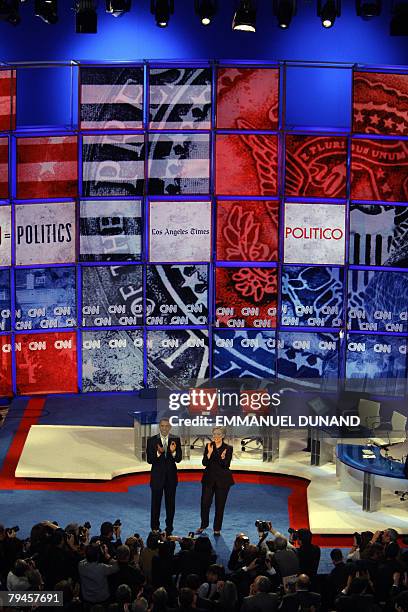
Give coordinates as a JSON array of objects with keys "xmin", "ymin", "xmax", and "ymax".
[
  {"xmin": 348, "ymin": 269, "xmax": 408, "ymax": 333},
  {"xmin": 0, "ymin": 269, "xmax": 11, "ymax": 332},
  {"xmin": 15, "ymin": 267, "xmax": 76, "ymax": 330},
  {"xmin": 213, "ymin": 330, "xmax": 276, "ymax": 379},
  {"xmin": 346, "ymin": 334, "xmax": 408, "ymax": 396},
  {"xmin": 282, "ymin": 266, "xmax": 344, "ymax": 328}
]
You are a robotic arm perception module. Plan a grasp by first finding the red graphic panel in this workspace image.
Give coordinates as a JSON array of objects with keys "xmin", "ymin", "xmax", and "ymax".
[
  {"xmin": 216, "ymin": 134, "xmax": 278, "ymax": 196},
  {"xmin": 216, "ymin": 67, "xmax": 279, "ymax": 130},
  {"xmin": 216, "ymin": 200, "xmax": 279, "ymax": 262},
  {"xmin": 0, "ymin": 137, "xmax": 8, "ymax": 199},
  {"xmin": 351, "ymin": 139, "xmax": 408, "ymax": 202},
  {"xmin": 0, "ymin": 70, "xmax": 16, "ymax": 132},
  {"xmin": 353, "ymin": 71, "xmax": 408, "ymax": 137},
  {"xmin": 16, "ymin": 332, "xmax": 78, "ymax": 395},
  {"xmin": 215, "ymin": 266, "xmax": 277, "ymax": 328},
  {"xmin": 0, "ymin": 336, "xmax": 12, "ymax": 397},
  {"xmin": 285, "ymin": 135, "xmax": 347, "ymax": 199},
  {"xmin": 17, "ymin": 136, "xmax": 78, "ymax": 199}
]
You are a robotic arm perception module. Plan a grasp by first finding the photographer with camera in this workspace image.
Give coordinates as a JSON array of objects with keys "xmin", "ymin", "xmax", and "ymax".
[
  {"xmin": 290, "ymin": 528, "xmax": 321, "ymax": 582},
  {"xmin": 42, "ymin": 527, "xmax": 82, "ymax": 590},
  {"xmin": 0, "ymin": 524, "xmax": 24, "ymax": 587},
  {"xmin": 78, "ymin": 541, "xmax": 119, "ymax": 605},
  {"xmin": 90, "ymin": 520, "xmax": 122, "ymax": 558},
  {"xmin": 108, "ymin": 544, "xmax": 145, "ymax": 600}
]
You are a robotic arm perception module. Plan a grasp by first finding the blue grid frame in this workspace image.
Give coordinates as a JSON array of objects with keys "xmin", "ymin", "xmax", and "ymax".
[{"xmin": 0, "ymin": 59, "xmax": 407, "ymax": 397}]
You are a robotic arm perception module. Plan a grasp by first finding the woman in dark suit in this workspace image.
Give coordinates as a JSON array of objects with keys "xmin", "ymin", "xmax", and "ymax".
[{"xmin": 197, "ymin": 427, "xmax": 234, "ymax": 536}]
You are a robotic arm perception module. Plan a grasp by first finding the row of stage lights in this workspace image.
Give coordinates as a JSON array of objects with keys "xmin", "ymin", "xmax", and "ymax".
[{"xmin": 0, "ymin": 0, "xmax": 407, "ymax": 34}]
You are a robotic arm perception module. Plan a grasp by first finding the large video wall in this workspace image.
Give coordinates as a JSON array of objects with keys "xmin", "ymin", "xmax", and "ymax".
[{"xmin": 0, "ymin": 63, "xmax": 407, "ymax": 395}]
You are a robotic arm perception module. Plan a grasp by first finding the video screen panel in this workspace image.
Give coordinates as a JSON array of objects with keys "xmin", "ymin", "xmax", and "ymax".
[
  {"xmin": 216, "ymin": 134, "xmax": 278, "ymax": 196},
  {"xmin": 82, "ymin": 134, "xmax": 145, "ymax": 197},
  {"xmin": 0, "ymin": 205, "xmax": 11, "ymax": 266},
  {"xmin": 16, "ymin": 136, "xmax": 78, "ymax": 199},
  {"xmin": 149, "ymin": 67, "xmax": 211, "ymax": 129},
  {"xmin": 148, "ymin": 133, "xmax": 210, "ymax": 195},
  {"xmin": 147, "ymin": 329, "xmax": 209, "ymax": 387},
  {"xmin": 216, "ymin": 67, "xmax": 279, "ymax": 130},
  {"xmin": 346, "ymin": 334, "xmax": 408, "ymax": 395},
  {"xmin": 82, "ymin": 329, "xmax": 144, "ymax": 392},
  {"xmin": 15, "ymin": 201, "xmax": 76, "ymax": 266},
  {"xmin": 349, "ymin": 204, "xmax": 408, "ymax": 267},
  {"xmin": 277, "ymin": 331, "xmax": 340, "ymax": 388},
  {"xmin": 285, "ymin": 135, "xmax": 347, "ymax": 199},
  {"xmin": 351, "ymin": 138, "xmax": 408, "ymax": 202},
  {"xmin": 353, "ymin": 71, "xmax": 408, "ymax": 137},
  {"xmin": 0, "ymin": 269, "xmax": 11, "ymax": 332},
  {"xmin": 15, "ymin": 332, "xmax": 77, "ymax": 395},
  {"xmin": 149, "ymin": 200, "xmax": 211, "ymax": 263},
  {"xmin": 81, "ymin": 265, "xmax": 143, "ymax": 327},
  {"xmin": 216, "ymin": 200, "xmax": 279, "ymax": 262},
  {"xmin": 0, "ymin": 69, "xmax": 16, "ymax": 131},
  {"xmin": 213, "ymin": 329, "xmax": 276, "ymax": 379},
  {"xmin": 347, "ymin": 269, "xmax": 408, "ymax": 333},
  {"xmin": 284, "ymin": 202, "xmax": 346, "ymax": 265},
  {"xmin": 146, "ymin": 264, "xmax": 208, "ymax": 326},
  {"xmin": 282, "ymin": 266, "xmax": 344, "ymax": 328},
  {"xmin": 80, "ymin": 199, "xmax": 142, "ymax": 262},
  {"xmin": 15, "ymin": 267, "xmax": 76, "ymax": 330},
  {"xmin": 0, "ymin": 137, "xmax": 8, "ymax": 200},
  {"xmin": 215, "ymin": 266, "xmax": 277, "ymax": 328},
  {"xmin": 80, "ymin": 66, "xmax": 143, "ymax": 130},
  {"xmin": 0, "ymin": 335, "xmax": 12, "ymax": 396}
]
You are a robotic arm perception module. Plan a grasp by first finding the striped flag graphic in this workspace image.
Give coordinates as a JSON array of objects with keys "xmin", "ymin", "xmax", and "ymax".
[
  {"xmin": 80, "ymin": 199, "xmax": 143, "ymax": 262},
  {"xmin": 0, "ymin": 137, "xmax": 8, "ymax": 199},
  {"xmin": 82, "ymin": 134, "xmax": 145, "ymax": 197},
  {"xmin": 0, "ymin": 70, "xmax": 16, "ymax": 132},
  {"xmin": 149, "ymin": 67, "xmax": 211, "ymax": 129},
  {"xmin": 17, "ymin": 136, "xmax": 78, "ymax": 199},
  {"xmin": 80, "ymin": 66, "xmax": 144, "ymax": 130},
  {"xmin": 148, "ymin": 133, "xmax": 210, "ymax": 195}
]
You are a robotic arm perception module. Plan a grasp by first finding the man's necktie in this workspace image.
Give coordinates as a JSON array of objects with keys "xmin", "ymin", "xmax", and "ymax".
[{"xmin": 163, "ymin": 438, "xmax": 168, "ymax": 454}]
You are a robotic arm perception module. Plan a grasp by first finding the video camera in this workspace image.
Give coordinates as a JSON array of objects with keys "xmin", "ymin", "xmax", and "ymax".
[{"xmin": 255, "ymin": 520, "xmax": 270, "ymax": 534}]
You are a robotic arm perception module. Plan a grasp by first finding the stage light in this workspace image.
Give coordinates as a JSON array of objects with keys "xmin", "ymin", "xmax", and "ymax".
[
  {"xmin": 35, "ymin": 0, "xmax": 58, "ymax": 24},
  {"xmin": 0, "ymin": 0, "xmax": 20, "ymax": 25},
  {"xmin": 318, "ymin": 0, "xmax": 340, "ymax": 27},
  {"xmin": 195, "ymin": 0, "xmax": 216, "ymax": 26},
  {"xmin": 75, "ymin": 0, "xmax": 97, "ymax": 33},
  {"xmin": 232, "ymin": 0, "xmax": 256, "ymax": 32},
  {"xmin": 106, "ymin": 0, "xmax": 131, "ymax": 17},
  {"xmin": 390, "ymin": 1, "xmax": 408, "ymax": 35},
  {"xmin": 274, "ymin": 0, "xmax": 296, "ymax": 28},
  {"xmin": 151, "ymin": 0, "xmax": 174, "ymax": 27},
  {"xmin": 356, "ymin": 0, "xmax": 381, "ymax": 19}
]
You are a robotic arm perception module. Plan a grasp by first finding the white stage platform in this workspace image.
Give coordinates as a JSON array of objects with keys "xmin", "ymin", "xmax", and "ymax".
[{"xmin": 16, "ymin": 425, "xmax": 408, "ymax": 534}]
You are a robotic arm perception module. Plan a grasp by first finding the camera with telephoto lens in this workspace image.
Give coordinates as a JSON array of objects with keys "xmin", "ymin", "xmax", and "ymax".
[
  {"xmin": 113, "ymin": 520, "xmax": 121, "ymax": 528},
  {"xmin": 288, "ymin": 527, "xmax": 299, "ymax": 541},
  {"xmin": 255, "ymin": 520, "xmax": 270, "ymax": 533},
  {"xmin": 78, "ymin": 521, "xmax": 91, "ymax": 543},
  {"xmin": 6, "ymin": 526, "xmax": 20, "ymax": 535}
]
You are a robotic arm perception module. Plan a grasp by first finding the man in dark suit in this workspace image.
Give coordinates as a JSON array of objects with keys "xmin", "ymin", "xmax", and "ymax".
[
  {"xmin": 146, "ymin": 418, "xmax": 182, "ymax": 536},
  {"xmin": 279, "ymin": 574, "xmax": 321, "ymax": 612},
  {"xmin": 241, "ymin": 576, "xmax": 279, "ymax": 612}
]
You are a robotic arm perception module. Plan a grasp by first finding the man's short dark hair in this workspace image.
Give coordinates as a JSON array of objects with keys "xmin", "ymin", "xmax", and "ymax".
[
  {"xmin": 330, "ymin": 548, "xmax": 343, "ymax": 563},
  {"xmin": 116, "ymin": 545, "xmax": 130, "ymax": 562},
  {"xmin": 13, "ymin": 559, "xmax": 28, "ymax": 577},
  {"xmin": 101, "ymin": 521, "xmax": 114, "ymax": 537},
  {"xmin": 85, "ymin": 544, "xmax": 100, "ymax": 563},
  {"xmin": 185, "ymin": 574, "xmax": 201, "ymax": 591},
  {"xmin": 255, "ymin": 576, "xmax": 271, "ymax": 593},
  {"xmin": 208, "ymin": 564, "xmax": 225, "ymax": 580},
  {"xmin": 297, "ymin": 529, "xmax": 313, "ymax": 546},
  {"xmin": 179, "ymin": 588, "xmax": 194, "ymax": 607}
]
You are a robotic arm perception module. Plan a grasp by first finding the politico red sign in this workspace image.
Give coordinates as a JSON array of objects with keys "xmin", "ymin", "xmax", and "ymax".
[{"xmin": 284, "ymin": 202, "xmax": 346, "ymax": 265}]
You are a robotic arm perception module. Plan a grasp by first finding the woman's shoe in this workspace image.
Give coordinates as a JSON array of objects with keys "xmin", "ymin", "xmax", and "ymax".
[
  {"xmin": 195, "ymin": 527, "xmax": 206, "ymax": 534},
  {"xmin": 213, "ymin": 530, "xmax": 221, "ymax": 536}
]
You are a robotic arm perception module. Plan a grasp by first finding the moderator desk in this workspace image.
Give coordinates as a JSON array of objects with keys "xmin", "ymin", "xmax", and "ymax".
[{"xmin": 336, "ymin": 443, "xmax": 407, "ymax": 512}]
